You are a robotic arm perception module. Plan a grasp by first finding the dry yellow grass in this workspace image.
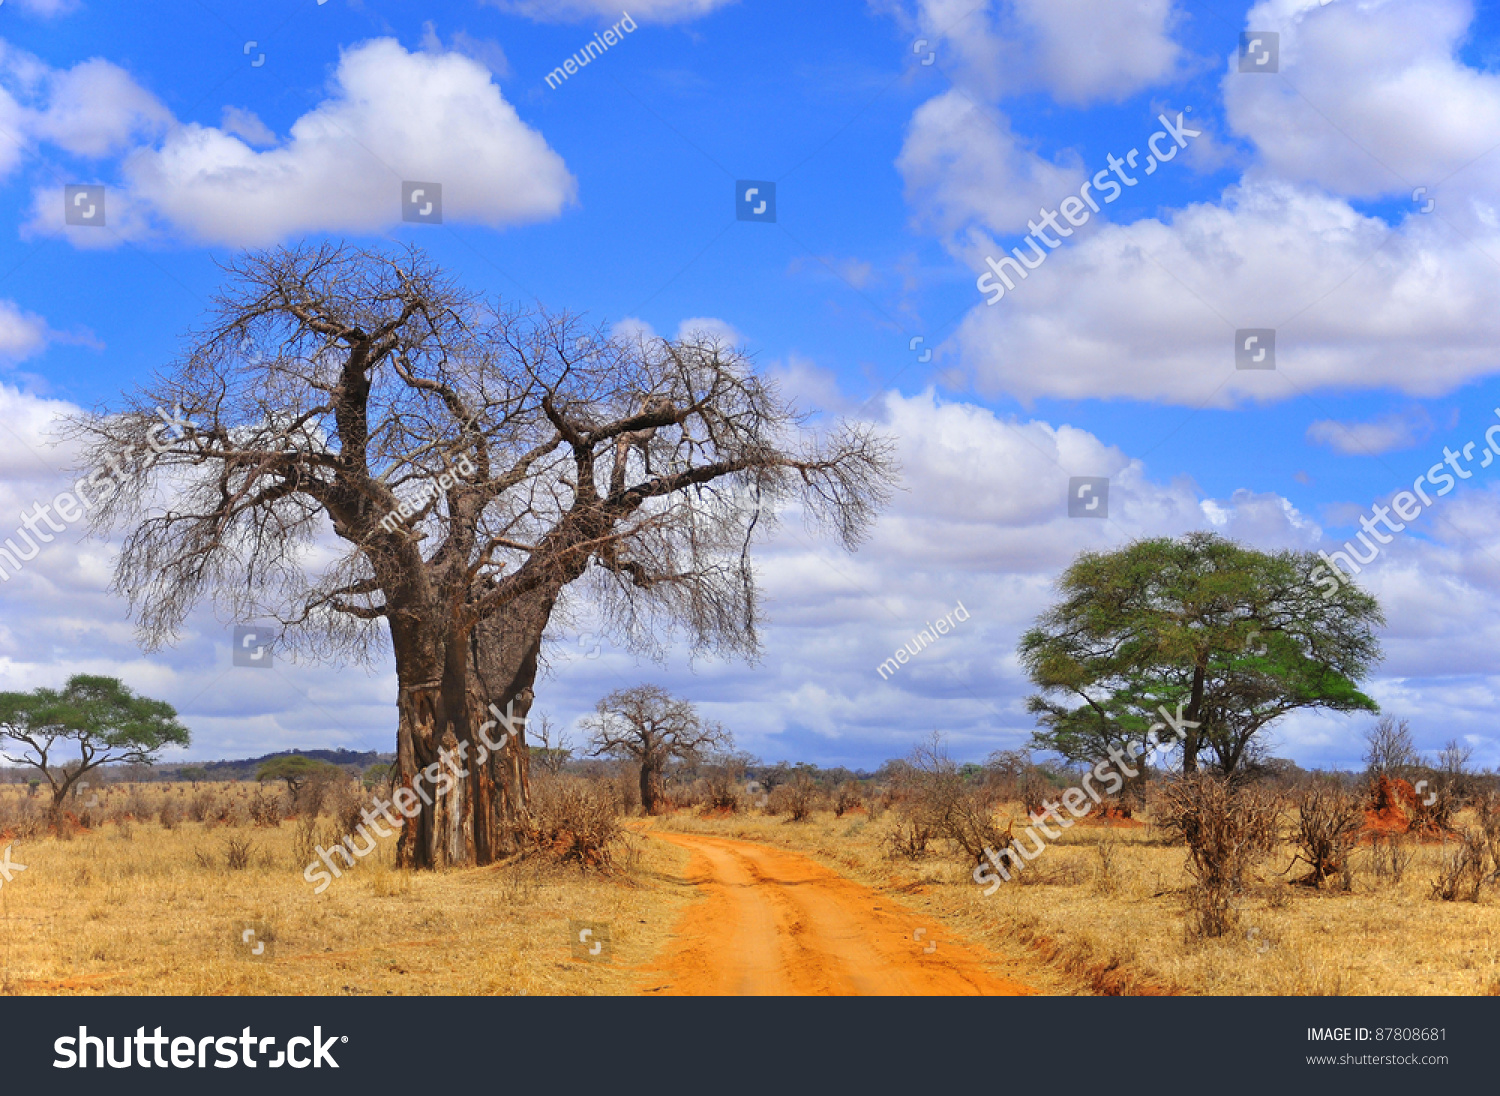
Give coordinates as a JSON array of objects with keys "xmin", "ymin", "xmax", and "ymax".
[
  {"xmin": 657, "ymin": 803, "xmax": 1500, "ymax": 996},
  {"xmin": 0, "ymin": 783, "xmax": 693, "ymax": 996},
  {"xmin": 9, "ymin": 778, "xmax": 1497, "ymax": 996}
]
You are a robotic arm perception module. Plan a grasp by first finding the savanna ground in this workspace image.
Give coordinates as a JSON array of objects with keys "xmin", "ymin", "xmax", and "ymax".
[
  {"xmin": 0, "ymin": 775, "xmax": 1495, "ymax": 996},
  {"xmin": 655, "ymin": 803, "xmax": 1500, "ymax": 996},
  {"xmin": 0, "ymin": 780, "xmax": 692, "ymax": 996}
]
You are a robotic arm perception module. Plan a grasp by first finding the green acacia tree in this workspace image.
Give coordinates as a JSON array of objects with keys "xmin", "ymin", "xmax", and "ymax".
[
  {"xmin": 1020, "ymin": 532, "xmax": 1383, "ymax": 781},
  {"xmin": 256, "ymin": 754, "xmax": 340, "ymax": 797},
  {"xmin": 0, "ymin": 675, "xmax": 190, "ymax": 824}
]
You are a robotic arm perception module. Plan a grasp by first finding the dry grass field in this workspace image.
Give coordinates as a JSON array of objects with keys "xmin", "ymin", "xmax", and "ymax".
[
  {"xmin": 1, "ymin": 776, "xmax": 1496, "ymax": 996},
  {"xmin": 0, "ymin": 781, "xmax": 696, "ymax": 996}
]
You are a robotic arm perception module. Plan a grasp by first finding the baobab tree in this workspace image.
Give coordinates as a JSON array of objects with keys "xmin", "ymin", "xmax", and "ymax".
[
  {"xmin": 72, "ymin": 243, "xmax": 895, "ymax": 868},
  {"xmin": 583, "ymin": 685, "xmax": 729, "ymax": 813}
]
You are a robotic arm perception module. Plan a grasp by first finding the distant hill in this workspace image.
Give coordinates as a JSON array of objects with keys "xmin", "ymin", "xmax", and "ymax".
[{"xmin": 159, "ymin": 748, "xmax": 395, "ymax": 783}]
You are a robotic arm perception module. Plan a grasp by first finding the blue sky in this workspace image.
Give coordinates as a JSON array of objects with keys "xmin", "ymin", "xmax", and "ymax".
[{"xmin": 3, "ymin": 0, "xmax": 1500, "ymax": 772}]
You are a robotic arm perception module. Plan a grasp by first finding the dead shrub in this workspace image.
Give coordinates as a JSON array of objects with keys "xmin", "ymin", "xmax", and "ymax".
[
  {"xmin": 528, "ymin": 775, "xmax": 623, "ymax": 868},
  {"xmin": 1412, "ymin": 781, "xmax": 1461, "ymax": 835},
  {"xmin": 833, "ymin": 781, "xmax": 863, "ymax": 818},
  {"xmin": 890, "ymin": 734, "xmax": 1008, "ymax": 867},
  {"xmin": 1430, "ymin": 830, "xmax": 1491, "ymax": 902},
  {"xmin": 158, "ymin": 801, "xmax": 180, "ymax": 831},
  {"xmin": 291, "ymin": 814, "xmax": 321, "ymax": 868},
  {"xmin": 770, "ymin": 773, "xmax": 818, "ymax": 822},
  {"xmin": 1477, "ymin": 793, "xmax": 1500, "ymax": 867},
  {"xmin": 224, "ymin": 838, "xmax": 253, "ymax": 871},
  {"xmin": 1093, "ymin": 831, "xmax": 1121, "ymax": 894},
  {"xmin": 248, "ymin": 787, "xmax": 284, "ymax": 827},
  {"xmin": 14, "ymin": 809, "xmax": 44, "ymax": 841},
  {"xmin": 1157, "ymin": 774, "xmax": 1280, "ymax": 938},
  {"xmin": 123, "ymin": 785, "xmax": 152, "ymax": 821},
  {"xmin": 1290, "ymin": 781, "xmax": 1362, "ymax": 889},
  {"xmin": 296, "ymin": 769, "xmax": 340, "ymax": 819},
  {"xmin": 1368, "ymin": 834, "xmax": 1413, "ymax": 884},
  {"xmin": 324, "ymin": 777, "xmax": 367, "ymax": 836},
  {"xmin": 0, "ymin": 795, "xmax": 45, "ymax": 841},
  {"xmin": 701, "ymin": 754, "xmax": 749, "ymax": 814},
  {"xmin": 883, "ymin": 816, "xmax": 933, "ymax": 860},
  {"xmin": 185, "ymin": 789, "xmax": 219, "ymax": 824},
  {"xmin": 1019, "ymin": 771, "xmax": 1049, "ymax": 820},
  {"xmin": 610, "ymin": 768, "xmax": 641, "ymax": 815}
]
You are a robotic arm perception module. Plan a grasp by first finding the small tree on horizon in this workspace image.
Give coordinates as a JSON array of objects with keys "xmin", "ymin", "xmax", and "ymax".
[
  {"xmin": 583, "ymin": 685, "xmax": 730, "ymax": 813},
  {"xmin": 0, "ymin": 675, "xmax": 190, "ymax": 824},
  {"xmin": 256, "ymin": 754, "xmax": 340, "ymax": 798},
  {"xmin": 528, "ymin": 712, "xmax": 573, "ymax": 776},
  {"xmin": 362, "ymin": 761, "xmax": 391, "ymax": 790}
]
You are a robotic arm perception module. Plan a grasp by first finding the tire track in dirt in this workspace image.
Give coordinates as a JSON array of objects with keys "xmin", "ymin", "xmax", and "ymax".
[{"xmin": 639, "ymin": 832, "xmax": 1039, "ymax": 996}]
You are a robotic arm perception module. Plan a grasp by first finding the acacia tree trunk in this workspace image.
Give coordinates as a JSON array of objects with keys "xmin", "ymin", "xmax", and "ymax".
[{"xmin": 1182, "ymin": 661, "xmax": 1207, "ymax": 773}]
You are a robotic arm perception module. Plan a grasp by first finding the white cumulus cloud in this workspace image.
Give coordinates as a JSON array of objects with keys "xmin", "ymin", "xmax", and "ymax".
[
  {"xmin": 948, "ymin": 181, "xmax": 1500, "ymax": 406},
  {"xmin": 1225, "ymin": 0, "xmax": 1500, "ymax": 205},
  {"xmin": 26, "ymin": 39, "xmax": 576, "ymax": 247},
  {"xmin": 891, "ymin": 0, "xmax": 1185, "ymax": 105}
]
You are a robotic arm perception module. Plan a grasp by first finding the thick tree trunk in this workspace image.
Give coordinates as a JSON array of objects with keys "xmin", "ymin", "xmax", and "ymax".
[
  {"xmin": 393, "ymin": 650, "xmax": 485, "ymax": 869},
  {"xmin": 392, "ymin": 586, "xmax": 559, "ymax": 869},
  {"xmin": 639, "ymin": 759, "xmax": 661, "ymax": 815},
  {"xmin": 470, "ymin": 591, "xmax": 555, "ymax": 857}
]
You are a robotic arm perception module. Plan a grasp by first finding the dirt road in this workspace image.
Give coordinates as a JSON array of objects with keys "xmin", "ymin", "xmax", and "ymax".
[{"xmin": 639, "ymin": 832, "xmax": 1038, "ymax": 996}]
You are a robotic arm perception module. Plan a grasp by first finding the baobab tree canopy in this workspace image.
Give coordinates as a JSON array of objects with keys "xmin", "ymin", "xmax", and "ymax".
[
  {"xmin": 72, "ymin": 242, "xmax": 897, "ymax": 868},
  {"xmin": 584, "ymin": 684, "xmax": 730, "ymax": 814}
]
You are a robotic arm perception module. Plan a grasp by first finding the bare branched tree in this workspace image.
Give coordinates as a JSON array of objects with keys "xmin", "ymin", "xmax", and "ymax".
[
  {"xmin": 529, "ymin": 712, "xmax": 572, "ymax": 776},
  {"xmin": 582, "ymin": 685, "xmax": 730, "ymax": 813},
  {"xmin": 1363, "ymin": 715, "xmax": 1419, "ymax": 780},
  {"xmin": 70, "ymin": 243, "xmax": 897, "ymax": 867}
]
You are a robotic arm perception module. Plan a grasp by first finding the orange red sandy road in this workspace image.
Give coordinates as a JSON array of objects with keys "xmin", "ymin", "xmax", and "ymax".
[{"xmin": 639, "ymin": 831, "xmax": 1038, "ymax": 996}]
